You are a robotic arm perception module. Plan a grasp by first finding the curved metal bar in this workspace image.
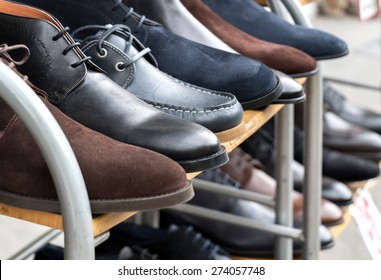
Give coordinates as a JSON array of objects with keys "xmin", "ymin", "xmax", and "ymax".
[{"xmin": 0, "ymin": 62, "xmax": 94, "ymax": 259}]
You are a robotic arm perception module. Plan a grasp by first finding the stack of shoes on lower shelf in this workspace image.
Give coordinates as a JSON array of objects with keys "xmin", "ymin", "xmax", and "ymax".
[{"xmin": 34, "ymin": 224, "xmax": 231, "ymax": 260}]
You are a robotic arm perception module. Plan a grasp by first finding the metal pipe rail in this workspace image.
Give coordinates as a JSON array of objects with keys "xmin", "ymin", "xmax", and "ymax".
[{"xmin": 0, "ymin": 61, "xmax": 94, "ymax": 259}]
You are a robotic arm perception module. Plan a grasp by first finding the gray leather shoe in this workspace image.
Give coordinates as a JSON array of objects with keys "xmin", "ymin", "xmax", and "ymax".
[
  {"xmin": 323, "ymin": 111, "xmax": 381, "ymax": 161},
  {"xmin": 324, "ymin": 82, "xmax": 381, "ymax": 134},
  {"xmin": 71, "ymin": 24, "xmax": 245, "ymax": 142}
]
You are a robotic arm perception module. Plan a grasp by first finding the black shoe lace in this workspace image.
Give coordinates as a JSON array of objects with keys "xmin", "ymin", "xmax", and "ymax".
[
  {"xmin": 71, "ymin": 24, "xmax": 151, "ymax": 71},
  {"xmin": 0, "ymin": 44, "xmax": 47, "ymax": 97},
  {"xmin": 182, "ymin": 226, "xmax": 226, "ymax": 260},
  {"xmin": 111, "ymin": 0, "xmax": 147, "ymax": 33},
  {"xmin": 51, "ymin": 27, "xmax": 91, "ymax": 67}
]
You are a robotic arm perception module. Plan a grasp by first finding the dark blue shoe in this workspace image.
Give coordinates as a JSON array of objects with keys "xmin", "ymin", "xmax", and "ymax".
[{"xmin": 202, "ymin": 0, "xmax": 349, "ymax": 60}]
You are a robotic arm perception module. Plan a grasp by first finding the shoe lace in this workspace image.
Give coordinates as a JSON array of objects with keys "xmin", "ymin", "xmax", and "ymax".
[
  {"xmin": 51, "ymin": 27, "xmax": 92, "ymax": 67},
  {"xmin": 0, "ymin": 44, "xmax": 47, "ymax": 97},
  {"xmin": 111, "ymin": 0, "xmax": 146, "ymax": 33},
  {"xmin": 71, "ymin": 24, "xmax": 151, "ymax": 71},
  {"xmin": 182, "ymin": 226, "xmax": 226, "ymax": 259}
]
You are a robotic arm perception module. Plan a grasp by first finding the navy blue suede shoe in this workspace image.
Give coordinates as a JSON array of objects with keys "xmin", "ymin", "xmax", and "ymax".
[
  {"xmin": 202, "ymin": 0, "xmax": 349, "ymax": 60},
  {"xmin": 17, "ymin": 0, "xmax": 283, "ymax": 109}
]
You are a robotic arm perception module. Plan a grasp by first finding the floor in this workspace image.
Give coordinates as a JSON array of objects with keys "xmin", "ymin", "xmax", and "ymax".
[{"xmin": 0, "ymin": 4, "xmax": 380, "ymax": 260}]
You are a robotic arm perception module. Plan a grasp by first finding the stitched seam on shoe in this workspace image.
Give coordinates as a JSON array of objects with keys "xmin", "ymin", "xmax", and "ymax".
[
  {"xmin": 81, "ymin": 41, "xmax": 134, "ymax": 87},
  {"xmin": 165, "ymin": 73, "xmax": 234, "ymax": 100},
  {"xmin": 151, "ymin": 103, "xmax": 237, "ymax": 114},
  {"xmin": 0, "ymin": 115, "xmax": 18, "ymax": 140},
  {"xmin": 0, "ymin": 21, "xmax": 52, "ymax": 85}
]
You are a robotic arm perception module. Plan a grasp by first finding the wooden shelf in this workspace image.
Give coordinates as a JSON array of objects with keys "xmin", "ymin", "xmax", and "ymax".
[{"xmin": 0, "ymin": 105, "xmax": 284, "ymax": 236}]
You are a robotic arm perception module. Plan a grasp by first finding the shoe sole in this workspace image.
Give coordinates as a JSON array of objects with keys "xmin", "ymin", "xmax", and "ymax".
[
  {"xmin": 0, "ymin": 181, "xmax": 194, "ymax": 214},
  {"xmin": 272, "ymin": 92, "xmax": 306, "ymax": 104},
  {"xmin": 315, "ymin": 49, "xmax": 350, "ymax": 61},
  {"xmin": 240, "ymin": 77, "xmax": 283, "ymax": 110},
  {"xmin": 215, "ymin": 121, "xmax": 247, "ymax": 143},
  {"xmin": 177, "ymin": 146, "xmax": 228, "ymax": 173}
]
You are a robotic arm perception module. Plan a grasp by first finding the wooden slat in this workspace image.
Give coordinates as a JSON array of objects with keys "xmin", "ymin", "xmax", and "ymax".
[{"xmin": 0, "ymin": 104, "xmax": 284, "ymax": 236}]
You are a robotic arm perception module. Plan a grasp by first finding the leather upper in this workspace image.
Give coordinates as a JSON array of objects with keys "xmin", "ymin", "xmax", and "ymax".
[
  {"xmin": 73, "ymin": 25, "xmax": 243, "ymax": 132},
  {"xmin": 324, "ymin": 83, "xmax": 381, "ymax": 134}
]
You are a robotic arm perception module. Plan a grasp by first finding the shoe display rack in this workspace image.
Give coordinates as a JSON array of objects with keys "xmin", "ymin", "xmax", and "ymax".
[{"xmin": 0, "ymin": 0, "xmax": 329, "ymax": 260}]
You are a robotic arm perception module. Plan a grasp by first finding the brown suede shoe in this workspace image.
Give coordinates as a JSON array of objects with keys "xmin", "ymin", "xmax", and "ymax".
[
  {"xmin": 181, "ymin": 0, "xmax": 317, "ymax": 77},
  {"xmin": 0, "ymin": 44, "xmax": 193, "ymax": 214},
  {"xmin": 221, "ymin": 148, "xmax": 343, "ymax": 226}
]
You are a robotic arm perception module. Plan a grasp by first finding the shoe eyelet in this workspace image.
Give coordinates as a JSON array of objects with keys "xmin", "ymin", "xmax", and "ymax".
[
  {"xmin": 115, "ymin": 62, "xmax": 126, "ymax": 72},
  {"xmin": 97, "ymin": 48, "xmax": 108, "ymax": 58}
]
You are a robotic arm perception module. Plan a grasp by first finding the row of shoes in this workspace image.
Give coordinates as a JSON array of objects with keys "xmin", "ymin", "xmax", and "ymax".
[{"xmin": 0, "ymin": 0, "xmax": 352, "ymax": 214}]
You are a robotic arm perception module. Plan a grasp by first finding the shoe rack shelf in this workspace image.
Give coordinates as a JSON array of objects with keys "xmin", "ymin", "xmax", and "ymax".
[{"xmin": 0, "ymin": 103, "xmax": 285, "ymax": 238}]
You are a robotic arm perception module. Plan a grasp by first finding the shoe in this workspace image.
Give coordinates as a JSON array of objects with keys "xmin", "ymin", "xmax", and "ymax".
[
  {"xmin": 292, "ymin": 161, "xmax": 353, "ymax": 206},
  {"xmin": 0, "ymin": 43, "xmax": 193, "ymax": 213},
  {"xmin": 71, "ymin": 23, "xmax": 245, "ymax": 141},
  {"xmin": 324, "ymin": 82, "xmax": 381, "ymax": 134},
  {"xmin": 34, "ymin": 243, "xmax": 158, "ymax": 260},
  {"xmin": 161, "ymin": 188, "xmax": 334, "ymax": 257},
  {"xmin": 106, "ymin": 223, "xmax": 231, "ymax": 260},
  {"xmin": 240, "ymin": 124, "xmax": 354, "ymax": 201},
  {"xmin": 293, "ymin": 126, "xmax": 380, "ymax": 182},
  {"xmin": 273, "ymin": 71, "xmax": 306, "ymax": 104},
  {"xmin": 180, "ymin": 0, "xmax": 318, "ymax": 77},
  {"xmin": 16, "ymin": 0, "xmax": 283, "ymax": 110},
  {"xmin": 218, "ymin": 148, "xmax": 344, "ymax": 226},
  {"xmin": 201, "ymin": 0, "xmax": 349, "ymax": 60},
  {"xmin": 124, "ymin": 0, "xmax": 237, "ymax": 53},
  {"xmin": 0, "ymin": 0, "xmax": 228, "ymax": 173},
  {"xmin": 323, "ymin": 111, "xmax": 381, "ymax": 161}
]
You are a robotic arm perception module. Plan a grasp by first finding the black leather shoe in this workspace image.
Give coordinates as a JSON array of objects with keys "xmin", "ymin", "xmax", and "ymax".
[
  {"xmin": 323, "ymin": 111, "xmax": 381, "ymax": 161},
  {"xmin": 17, "ymin": 0, "xmax": 283, "ymax": 110},
  {"xmin": 0, "ymin": 1, "xmax": 228, "ymax": 172},
  {"xmin": 240, "ymin": 127, "xmax": 353, "ymax": 204},
  {"xmin": 71, "ymin": 24, "xmax": 244, "ymax": 141},
  {"xmin": 201, "ymin": 0, "xmax": 349, "ymax": 60},
  {"xmin": 162, "ymin": 189, "xmax": 334, "ymax": 257},
  {"xmin": 107, "ymin": 223, "xmax": 231, "ymax": 260},
  {"xmin": 324, "ymin": 82, "xmax": 381, "ymax": 134},
  {"xmin": 273, "ymin": 71, "xmax": 306, "ymax": 104},
  {"xmin": 293, "ymin": 126, "xmax": 380, "ymax": 182},
  {"xmin": 292, "ymin": 161, "xmax": 353, "ymax": 206}
]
